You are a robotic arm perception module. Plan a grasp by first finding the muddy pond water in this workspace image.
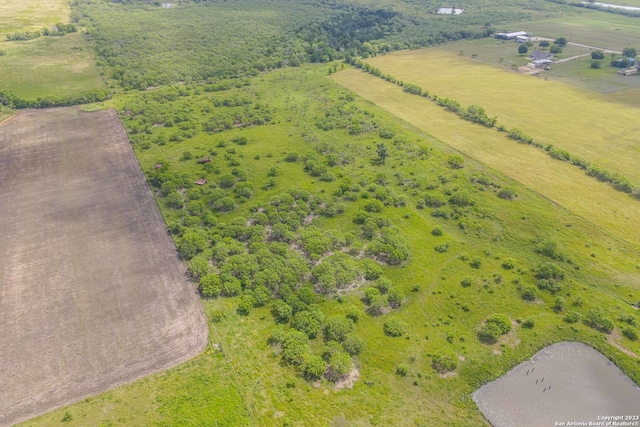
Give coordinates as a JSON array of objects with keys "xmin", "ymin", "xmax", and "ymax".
[{"xmin": 473, "ymin": 342, "xmax": 640, "ymax": 427}]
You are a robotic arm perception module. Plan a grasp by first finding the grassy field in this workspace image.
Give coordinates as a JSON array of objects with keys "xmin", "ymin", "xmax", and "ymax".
[
  {"xmin": 0, "ymin": 0, "xmax": 69, "ymax": 34},
  {"xmin": 361, "ymin": 48, "xmax": 640, "ymax": 186},
  {"xmin": 0, "ymin": 33, "xmax": 103, "ymax": 99},
  {"xmin": 0, "ymin": 0, "xmax": 103, "ymax": 101},
  {"xmin": 513, "ymin": 9, "xmax": 640, "ymax": 50},
  {"xmin": 20, "ymin": 64, "xmax": 640, "ymax": 426},
  {"xmin": 0, "ymin": 107, "xmax": 207, "ymax": 427},
  {"xmin": 332, "ymin": 67, "xmax": 640, "ymax": 248}
]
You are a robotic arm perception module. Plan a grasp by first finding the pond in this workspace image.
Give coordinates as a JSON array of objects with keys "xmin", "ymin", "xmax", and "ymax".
[{"xmin": 473, "ymin": 342, "xmax": 640, "ymax": 427}]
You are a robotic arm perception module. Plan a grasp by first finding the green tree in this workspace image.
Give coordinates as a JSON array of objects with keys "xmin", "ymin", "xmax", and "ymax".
[
  {"xmin": 554, "ymin": 37, "xmax": 567, "ymax": 47},
  {"xmin": 622, "ymin": 47, "xmax": 637, "ymax": 58},
  {"xmin": 550, "ymin": 45, "xmax": 563, "ymax": 54},
  {"xmin": 518, "ymin": 44, "xmax": 528, "ymax": 55},
  {"xmin": 376, "ymin": 142, "xmax": 389, "ymax": 164},
  {"xmin": 304, "ymin": 355, "xmax": 327, "ymax": 380},
  {"xmin": 539, "ymin": 40, "xmax": 550, "ymax": 49},
  {"xmin": 324, "ymin": 316, "xmax": 352, "ymax": 342},
  {"xmin": 282, "ymin": 330, "xmax": 310, "ymax": 365},
  {"xmin": 178, "ymin": 231, "xmax": 207, "ymax": 259},
  {"xmin": 591, "ymin": 50, "xmax": 605, "ymax": 60},
  {"xmin": 271, "ymin": 300, "xmax": 293, "ymax": 323},
  {"xmin": 590, "ymin": 60, "xmax": 601, "ymax": 69},
  {"xmin": 325, "ymin": 351, "xmax": 353, "ymax": 381}
]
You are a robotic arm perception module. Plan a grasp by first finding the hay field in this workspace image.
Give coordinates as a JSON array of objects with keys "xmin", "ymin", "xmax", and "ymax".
[
  {"xmin": 362, "ymin": 48, "xmax": 640, "ymax": 184},
  {"xmin": 0, "ymin": 0, "xmax": 69, "ymax": 34},
  {"xmin": 0, "ymin": 107, "xmax": 208, "ymax": 426},
  {"xmin": 0, "ymin": 33, "xmax": 103, "ymax": 100},
  {"xmin": 333, "ymin": 68, "xmax": 640, "ymax": 247},
  {"xmin": 519, "ymin": 11, "xmax": 640, "ymax": 49}
]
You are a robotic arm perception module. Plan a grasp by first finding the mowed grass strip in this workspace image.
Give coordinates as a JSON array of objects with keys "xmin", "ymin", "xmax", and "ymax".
[
  {"xmin": 363, "ymin": 48, "xmax": 640, "ymax": 183},
  {"xmin": 333, "ymin": 68, "xmax": 640, "ymax": 247},
  {"xmin": 0, "ymin": 33, "xmax": 103, "ymax": 99},
  {"xmin": 0, "ymin": 0, "xmax": 69, "ymax": 34}
]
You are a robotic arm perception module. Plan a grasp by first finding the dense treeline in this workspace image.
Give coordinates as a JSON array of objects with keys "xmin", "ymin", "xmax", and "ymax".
[
  {"xmin": 68, "ymin": 0, "xmax": 549, "ymax": 90},
  {"xmin": 0, "ymin": 89, "xmax": 109, "ymax": 109}
]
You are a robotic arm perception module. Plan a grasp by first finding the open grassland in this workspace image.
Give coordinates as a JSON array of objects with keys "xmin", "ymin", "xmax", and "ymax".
[
  {"xmin": 21, "ymin": 65, "xmax": 640, "ymax": 426},
  {"xmin": 0, "ymin": 0, "xmax": 69, "ymax": 34},
  {"xmin": 332, "ymin": 67, "xmax": 640, "ymax": 248},
  {"xmin": 0, "ymin": 33, "xmax": 103, "ymax": 100},
  {"xmin": 513, "ymin": 10, "xmax": 640, "ymax": 49},
  {"xmin": 362, "ymin": 48, "xmax": 640, "ymax": 185},
  {"xmin": 0, "ymin": 107, "xmax": 207, "ymax": 427}
]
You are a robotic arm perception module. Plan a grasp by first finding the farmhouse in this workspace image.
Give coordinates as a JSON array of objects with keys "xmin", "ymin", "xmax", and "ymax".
[
  {"xmin": 437, "ymin": 7, "xmax": 464, "ymax": 14},
  {"xmin": 495, "ymin": 31, "xmax": 530, "ymax": 40}
]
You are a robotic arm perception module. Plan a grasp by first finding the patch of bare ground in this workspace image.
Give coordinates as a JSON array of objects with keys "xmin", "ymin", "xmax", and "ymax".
[
  {"xmin": 607, "ymin": 330, "xmax": 640, "ymax": 359},
  {"xmin": 334, "ymin": 368, "xmax": 360, "ymax": 390},
  {"xmin": 0, "ymin": 107, "xmax": 208, "ymax": 427}
]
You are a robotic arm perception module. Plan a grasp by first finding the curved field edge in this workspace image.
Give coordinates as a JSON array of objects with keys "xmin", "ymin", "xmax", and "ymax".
[
  {"xmin": 0, "ymin": 107, "xmax": 207, "ymax": 427},
  {"xmin": 16, "ymin": 65, "xmax": 640, "ymax": 426},
  {"xmin": 332, "ymin": 67, "xmax": 640, "ymax": 248}
]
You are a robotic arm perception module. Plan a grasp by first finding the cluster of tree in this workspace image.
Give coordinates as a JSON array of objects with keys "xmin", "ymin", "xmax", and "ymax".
[{"xmin": 42, "ymin": 23, "xmax": 78, "ymax": 36}]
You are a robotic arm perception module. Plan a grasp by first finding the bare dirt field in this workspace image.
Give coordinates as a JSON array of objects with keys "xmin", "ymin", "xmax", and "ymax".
[{"xmin": 0, "ymin": 107, "xmax": 208, "ymax": 426}]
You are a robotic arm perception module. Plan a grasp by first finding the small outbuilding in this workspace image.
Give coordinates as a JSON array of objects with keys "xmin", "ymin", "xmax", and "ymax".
[
  {"xmin": 195, "ymin": 179, "xmax": 208, "ymax": 186},
  {"xmin": 437, "ymin": 7, "xmax": 464, "ymax": 14}
]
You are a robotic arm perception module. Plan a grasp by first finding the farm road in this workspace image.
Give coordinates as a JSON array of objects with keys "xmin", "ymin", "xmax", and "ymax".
[
  {"xmin": 537, "ymin": 37, "xmax": 622, "ymax": 54},
  {"xmin": 0, "ymin": 107, "xmax": 208, "ymax": 426}
]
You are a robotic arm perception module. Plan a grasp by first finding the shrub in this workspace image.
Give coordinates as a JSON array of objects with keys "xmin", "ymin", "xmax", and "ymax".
[
  {"xmin": 521, "ymin": 285, "xmax": 537, "ymax": 301},
  {"xmin": 564, "ymin": 311, "xmax": 581, "ymax": 324},
  {"xmin": 478, "ymin": 323, "xmax": 502, "ymax": 344},
  {"xmin": 586, "ymin": 308, "xmax": 615, "ymax": 333},
  {"xmin": 447, "ymin": 154, "xmax": 465, "ymax": 169},
  {"xmin": 388, "ymin": 287, "xmax": 404, "ymax": 308},
  {"xmin": 497, "ymin": 187, "xmax": 516, "ymax": 200},
  {"xmin": 292, "ymin": 311, "xmax": 322, "ymax": 339},
  {"xmin": 449, "ymin": 191, "xmax": 473, "ymax": 207},
  {"xmin": 535, "ymin": 262, "xmax": 565, "ymax": 281},
  {"xmin": 383, "ymin": 317, "xmax": 406, "ymax": 337},
  {"xmin": 486, "ymin": 314, "xmax": 512, "ymax": 334},
  {"xmin": 237, "ymin": 295, "xmax": 255, "ymax": 315},
  {"xmin": 460, "ymin": 277, "xmax": 473, "ymax": 287},
  {"xmin": 432, "ymin": 352, "xmax": 457, "ymax": 373},
  {"xmin": 396, "ymin": 363, "xmax": 409, "ymax": 376},
  {"xmin": 285, "ymin": 152, "xmax": 299, "ymax": 162},
  {"xmin": 346, "ymin": 305, "xmax": 361, "ymax": 323},
  {"xmin": 554, "ymin": 297, "xmax": 566, "ymax": 312},
  {"xmin": 178, "ymin": 232, "xmax": 207, "ymax": 260},
  {"xmin": 501, "ymin": 258, "xmax": 516, "ymax": 270},
  {"xmin": 304, "ymin": 355, "xmax": 327, "ymax": 380},
  {"xmin": 364, "ymin": 199, "xmax": 384, "ymax": 213},
  {"xmin": 431, "ymin": 225, "xmax": 444, "ymax": 236},
  {"xmin": 470, "ymin": 257, "xmax": 482, "ymax": 269},
  {"xmin": 522, "ymin": 317, "xmax": 535, "ymax": 329},
  {"xmin": 622, "ymin": 326, "xmax": 639, "ymax": 341}
]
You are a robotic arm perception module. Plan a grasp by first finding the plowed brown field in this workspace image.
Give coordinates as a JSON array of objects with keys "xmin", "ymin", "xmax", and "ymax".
[{"xmin": 0, "ymin": 107, "xmax": 208, "ymax": 426}]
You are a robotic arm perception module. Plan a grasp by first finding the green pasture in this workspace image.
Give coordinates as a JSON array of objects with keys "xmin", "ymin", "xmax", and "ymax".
[
  {"xmin": 0, "ymin": 33, "xmax": 103, "ymax": 100},
  {"xmin": 21, "ymin": 63, "xmax": 640, "ymax": 426},
  {"xmin": 362, "ymin": 48, "xmax": 640, "ymax": 187},
  {"xmin": 514, "ymin": 10, "xmax": 640, "ymax": 50},
  {"xmin": 333, "ymin": 67, "xmax": 640, "ymax": 249},
  {"xmin": 0, "ymin": 0, "xmax": 69, "ymax": 34}
]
